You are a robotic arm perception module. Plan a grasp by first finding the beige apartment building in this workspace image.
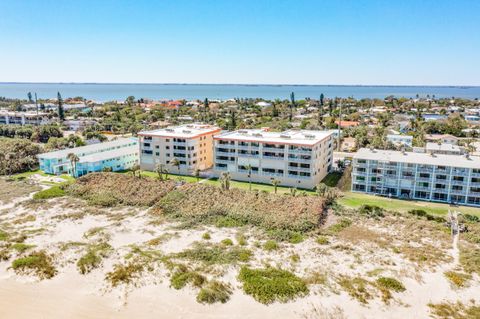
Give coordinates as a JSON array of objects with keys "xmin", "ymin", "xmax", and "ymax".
[
  {"xmin": 213, "ymin": 129, "xmax": 334, "ymax": 189},
  {"xmin": 138, "ymin": 124, "xmax": 221, "ymax": 174}
]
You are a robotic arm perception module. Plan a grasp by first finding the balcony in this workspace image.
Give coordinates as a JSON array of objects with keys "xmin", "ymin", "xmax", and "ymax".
[
  {"xmin": 216, "ymin": 159, "xmax": 234, "ymax": 164},
  {"xmin": 287, "ymin": 174, "xmax": 311, "ymax": 180},
  {"xmin": 237, "ymin": 153, "xmax": 260, "ymax": 158},
  {"xmin": 216, "ymin": 150, "xmax": 235, "ymax": 156},
  {"xmin": 450, "ymin": 180, "xmax": 466, "ymax": 186},
  {"xmin": 262, "ymin": 155, "xmax": 285, "ymax": 160},
  {"xmin": 263, "ymin": 146, "xmax": 285, "ymax": 152},
  {"xmin": 288, "ymin": 157, "xmax": 312, "ymax": 164},
  {"xmin": 289, "ymin": 148, "xmax": 312, "ymax": 155},
  {"xmin": 215, "ymin": 165, "xmax": 228, "ymax": 171},
  {"xmin": 288, "ymin": 167, "xmax": 311, "ymax": 173},
  {"xmin": 262, "ymin": 171, "xmax": 284, "ymax": 177},
  {"xmin": 238, "ymin": 168, "xmax": 259, "ymax": 174}
]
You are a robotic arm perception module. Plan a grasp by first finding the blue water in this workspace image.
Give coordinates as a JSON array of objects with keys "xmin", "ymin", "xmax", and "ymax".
[{"xmin": 0, "ymin": 83, "xmax": 479, "ymax": 102}]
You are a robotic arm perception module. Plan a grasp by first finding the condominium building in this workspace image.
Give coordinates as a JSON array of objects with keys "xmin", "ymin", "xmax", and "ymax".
[
  {"xmin": 352, "ymin": 148, "xmax": 480, "ymax": 207},
  {"xmin": 386, "ymin": 134, "xmax": 413, "ymax": 147},
  {"xmin": 138, "ymin": 124, "xmax": 221, "ymax": 173},
  {"xmin": 213, "ymin": 129, "xmax": 333, "ymax": 189},
  {"xmin": 0, "ymin": 110, "xmax": 51, "ymax": 125},
  {"xmin": 38, "ymin": 138, "xmax": 139, "ymax": 176}
]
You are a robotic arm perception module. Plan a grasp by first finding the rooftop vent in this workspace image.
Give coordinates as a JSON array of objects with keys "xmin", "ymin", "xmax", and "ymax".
[
  {"xmin": 182, "ymin": 130, "xmax": 191, "ymax": 134},
  {"xmin": 166, "ymin": 128, "xmax": 174, "ymax": 132},
  {"xmin": 280, "ymin": 134, "xmax": 291, "ymax": 139},
  {"xmin": 253, "ymin": 133, "xmax": 263, "ymax": 137},
  {"xmin": 238, "ymin": 130, "xmax": 248, "ymax": 134},
  {"xmin": 304, "ymin": 134, "xmax": 315, "ymax": 139}
]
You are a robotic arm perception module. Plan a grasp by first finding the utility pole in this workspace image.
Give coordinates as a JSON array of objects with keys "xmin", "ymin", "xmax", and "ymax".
[{"xmin": 337, "ymin": 99, "xmax": 342, "ymax": 151}]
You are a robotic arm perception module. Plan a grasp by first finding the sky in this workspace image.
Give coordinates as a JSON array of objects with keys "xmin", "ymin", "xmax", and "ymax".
[{"xmin": 0, "ymin": 0, "xmax": 479, "ymax": 85}]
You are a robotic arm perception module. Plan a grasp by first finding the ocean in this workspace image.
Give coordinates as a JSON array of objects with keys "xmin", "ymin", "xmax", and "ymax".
[{"xmin": 0, "ymin": 83, "xmax": 479, "ymax": 102}]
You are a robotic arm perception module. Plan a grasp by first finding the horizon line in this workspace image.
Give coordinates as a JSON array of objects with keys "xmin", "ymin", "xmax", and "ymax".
[{"xmin": 0, "ymin": 81, "xmax": 479, "ymax": 88}]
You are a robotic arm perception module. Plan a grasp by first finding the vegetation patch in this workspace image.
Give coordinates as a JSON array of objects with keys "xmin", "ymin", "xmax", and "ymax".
[
  {"xmin": 156, "ymin": 184, "xmax": 326, "ymax": 233},
  {"xmin": 238, "ymin": 266, "xmax": 309, "ymax": 304},
  {"xmin": 105, "ymin": 261, "xmax": 144, "ymax": 287},
  {"xmin": 11, "ymin": 251, "xmax": 57, "ymax": 279},
  {"xmin": 263, "ymin": 240, "xmax": 278, "ymax": 251},
  {"xmin": 429, "ymin": 300, "xmax": 480, "ymax": 319},
  {"xmin": 10, "ymin": 243, "xmax": 36, "ymax": 253},
  {"xmin": 375, "ymin": 277, "xmax": 406, "ymax": 302},
  {"xmin": 33, "ymin": 185, "xmax": 66, "ymax": 200},
  {"xmin": 173, "ymin": 243, "xmax": 252, "ymax": 265},
  {"xmin": 444, "ymin": 271, "xmax": 472, "ymax": 289},
  {"xmin": 459, "ymin": 245, "xmax": 480, "ymax": 275},
  {"xmin": 68, "ymin": 173, "xmax": 176, "ymax": 206},
  {"xmin": 77, "ymin": 242, "xmax": 113, "ymax": 274},
  {"xmin": 337, "ymin": 276, "xmax": 373, "ymax": 304},
  {"xmin": 170, "ymin": 264, "xmax": 206, "ymax": 290},
  {"xmin": 196, "ymin": 280, "xmax": 232, "ymax": 304}
]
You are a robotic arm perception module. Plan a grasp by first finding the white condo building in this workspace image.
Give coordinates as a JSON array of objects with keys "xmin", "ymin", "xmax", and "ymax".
[
  {"xmin": 0, "ymin": 110, "xmax": 51, "ymax": 125},
  {"xmin": 352, "ymin": 148, "xmax": 480, "ymax": 207},
  {"xmin": 138, "ymin": 124, "xmax": 221, "ymax": 173},
  {"xmin": 213, "ymin": 129, "xmax": 333, "ymax": 189}
]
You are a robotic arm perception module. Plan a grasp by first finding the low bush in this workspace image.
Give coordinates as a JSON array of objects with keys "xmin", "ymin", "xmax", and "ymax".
[
  {"xmin": 77, "ymin": 243, "xmax": 113, "ymax": 274},
  {"xmin": 376, "ymin": 277, "xmax": 406, "ymax": 302},
  {"xmin": 337, "ymin": 276, "xmax": 372, "ymax": 304},
  {"xmin": 170, "ymin": 265, "xmax": 206, "ymax": 289},
  {"xmin": 10, "ymin": 243, "xmax": 36, "ymax": 253},
  {"xmin": 444, "ymin": 271, "xmax": 472, "ymax": 288},
  {"xmin": 238, "ymin": 266, "xmax": 309, "ymax": 304},
  {"xmin": 196, "ymin": 280, "xmax": 232, "ymax": 304},
  {"xmin": 429, "ymin": 300, "xmax": 480, "ymax": 319},
  {"xmin": 11, "ymin": 251, "xmax": 57, "ymax": 279},
  {"xmin": 202, "ymin": 232, "xmax": 211, "ymax": 240},
  {"xmin": 359, "ymin": 205, "xmax": 385, "ymax": 218},
  {"xmin": 324, "ymin": 218, "xmax": 352, "ymax": 235},
  {"xmin": 33, "ymin": 185, "xmax": 65, "ymax": 200},
  {"xmin": 263, "ymin": 240, "xmax": 278, "ymax": 251},
  {"xmin": 221, "ymin": 238, "xmax": 233, "ymax": 246},
  {"xmin": 68, "ymin": 173, "xmax": 176, "ymax": 206},
  {"xmin": 267, "ymin": 229, "xmax": 304, "ymax": 243},
  {"xmin": 174, "ymin": 243, "xmax": 252, "ymax": 265},
  {"xmin": 316, "ymin": 236, "xmax": 330, "ymax": 245},
  {"xmin": 105, "ymin": 262, "xmax": 144, "ymax": 287}
]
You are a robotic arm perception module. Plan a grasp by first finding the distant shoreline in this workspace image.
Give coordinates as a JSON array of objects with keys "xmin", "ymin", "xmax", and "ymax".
[{"xmin": 0, "ymin": 82, "xmax": 478, "ymax": 88}]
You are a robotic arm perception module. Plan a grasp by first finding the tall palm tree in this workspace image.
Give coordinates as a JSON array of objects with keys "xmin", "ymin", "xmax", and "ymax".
[
  {"xmin": 169, "ymin": 158, "xmax": 181, "ymax": 174},
  {"xmin": 271, "ymin": 178, "xmax": 280, "ymax": 194},
  {"xmin": 245, "ymin": 164, "xmax": 253, "ymax": 191},
  {"xmin": 67, "ymin": 153, "xmax": 80, "ymax": 178}
]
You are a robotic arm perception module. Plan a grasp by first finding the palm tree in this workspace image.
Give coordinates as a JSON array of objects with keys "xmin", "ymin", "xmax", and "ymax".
[
  {"xmin": 245, "ymin": 164, "xmax": 253, "ymax": 191},
  {"xmin": 163, "ymin": 167, "xmax": 169, "ymax": 180},
  {"xmin": 220, "ymin": 172, "xmax": 231, "ymax": 190},
  {"xmin": 131, "ymin": 164, "xmax": 140, "ymax": 178},
  {"xmin": 169, "ymin": 158, "xmax": 181, "ymax": 174},
  {"xmin": 271, "ymin": 178, "xmax": 280, "ymax": 194},
  {"xmin": 67, "ymin": 153, "xmax": 80, "ymax": 178},
  {"xmin": 194, "ymin": 168, "xmax": 201, "ymax": 182}
]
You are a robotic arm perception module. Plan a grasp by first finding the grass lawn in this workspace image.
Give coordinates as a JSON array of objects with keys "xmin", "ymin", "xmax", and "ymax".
[
  {"xmin": 339, "ymin": 191, "xmax": 480, "ymax": 217},
  {"xmin": 12, "ymin": 170, "xmax": 75, "ymax": 183}
]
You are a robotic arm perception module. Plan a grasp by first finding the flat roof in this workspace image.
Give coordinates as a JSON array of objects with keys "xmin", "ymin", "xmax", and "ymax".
[
  {"xmin": 387, "ymin": 134, "xmax": 413, "ymax": 140},
  {"xmin": 138, "ymin": 124, "xmax": 221, "ymax": 139},
  {"xmin": 215, "ymin": 129, "xmax": 333, "ymax": 146},
  {"xmin": 79, "ymin": 145, "xmax": 138, "ymax": 163},
  {"xmin": 354, "ymin": 148, "xmax": 480, "ymax": 169},
  {"xmin": 425, "ymin": 142, "xmax": 463, "ymax": 152},
  {"xmin": 38, "ymin": 138, "xmax": 137, "ymax": 159}
]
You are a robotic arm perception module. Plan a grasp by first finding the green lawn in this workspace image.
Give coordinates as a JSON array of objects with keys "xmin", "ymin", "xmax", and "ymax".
[
  {"xmin": 12, "ymin": 170, "xmax": 74, "ymax": 184},
  {"xmin": 125, "ymin": 170, "xmax": 203, "ymax": 183},
  {"xmin": 339, "ymin": 191, "xmax": 480, "ymax": 217}
]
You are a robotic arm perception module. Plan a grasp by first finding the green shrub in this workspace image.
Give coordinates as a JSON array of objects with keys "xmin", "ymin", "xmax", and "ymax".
[
  {"xmin": 221, "ymin": 238, "xmax": 233, "ymax": 246},
  {"xmin": 10, "ymin": 243, "xmax": 36, "ymax": 253},
  {"xmin": 359, "ymin": 205, "xmax": 385, "ymax": 218},
  {"xmin": 170, "ymin": 265, "xmax": 206, "ymax": 289},
  {"xmin": 202, "ymin": 232, "xmax": 211, "ymax": 240},
  {"xmin": 464, "ymin": 214, "xmax": 480, "ymax": 223},
  {"xmin": 376, "ymin": 277, "xmax": 405, "ymax": 292},
  {"xmin": 325, "ymin": 218, "xmax": 352, "ymax": 234},
  {"xmin": 263, "ymin": 240, "xmax": 278, "ymax": 251},
  {"xmin": 267, "ymin": 229, "xmax": 304, "ymax": 243},
  {"xmin": 77, "ymin": 243, "xmax": 112, "ymax": 274},
  {"xmin": 196, "ymin": 281, "xmax": 232, "ymax": 304},
  {"xmin": 316, "ymin": 236, "xmax": 330, "ymax": 245},
  {"xmin": 236, "ymin": 233, "xmax": 247, "ymax": 246},
  {"xmin": 238, "ymin": 266, "xmax": 309, "ymax": 304},
  {"xmin": 174, "ymin": 243, "xmax": 252, "ymax": 265},
  {"xmin": 0, "ymin": 230, "xmax": 8, "ymax": 241},
  {"xmin": 337, "ymin": 276, "xmax": 372, "ymax": 304},
  {"xmin": 215, "ymin": 216, "xmax": 247, "ymax": 228},
  {"xmin": 33, "ymin": 185, "xmax": 65, "ymax": 200},
  {"xmin": 105, "ymin": 262, "xmax": 144, "ymax": 287},
  {"xmin": 11, "ymin": 251, "xmax": 57, "ymax": 279},
  {"xmin": 444, "ymin": 271, "xmax": 472, "ymax": 288}
]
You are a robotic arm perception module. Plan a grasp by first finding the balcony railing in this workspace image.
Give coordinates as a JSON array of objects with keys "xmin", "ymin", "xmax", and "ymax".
[
  {"xmin": 288, "ymin": 167, "xmax": 311, "ymax": 173},
  {"xmin": 287, "ymin": 174, "xmax": 311, "ymax": 180},
  {"xmin": 262, "ymin": 172, "xmax": 284, "ymax": 177},
  {"xmin": 237, "ymin": 153, "xmax": 260, "ymax": 158},
  {"xmin": 262, "ymin": 155, "xmax": 285, "ymax": 160}
]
